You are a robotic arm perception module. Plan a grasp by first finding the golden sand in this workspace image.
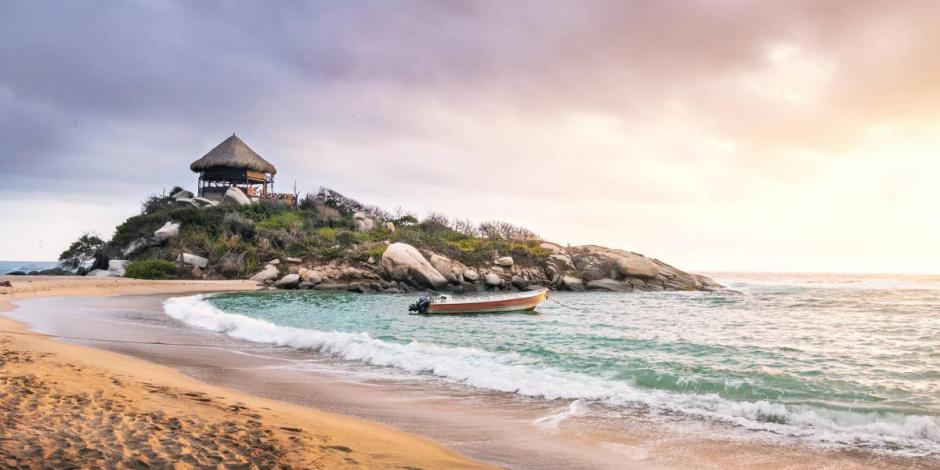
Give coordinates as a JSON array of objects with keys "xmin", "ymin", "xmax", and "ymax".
[{"xmin": 0, "ymin": 276, "xmax": 489, "ymax": 469}]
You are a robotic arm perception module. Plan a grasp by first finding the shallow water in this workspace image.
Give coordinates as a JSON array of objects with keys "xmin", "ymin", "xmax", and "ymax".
[{"xmin": 164, "ymin": 272, "xmax": 940, "ymax": 457}]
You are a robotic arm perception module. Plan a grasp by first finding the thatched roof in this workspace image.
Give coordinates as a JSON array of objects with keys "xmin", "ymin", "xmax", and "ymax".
[{"xmin": 190, "ymin": 134, "xmax": 277, "ymax": 175}]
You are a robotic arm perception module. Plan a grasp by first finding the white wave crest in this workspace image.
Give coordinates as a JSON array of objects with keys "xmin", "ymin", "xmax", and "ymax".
[{"xmin": 164, "ymin": 294, "xmax": 940, "ymax": 456}]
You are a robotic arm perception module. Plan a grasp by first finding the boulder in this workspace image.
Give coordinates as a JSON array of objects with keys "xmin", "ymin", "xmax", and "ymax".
[
  {"xmin": 192, "ymin": 197, "xmax": 218, "ymax": 207},
  {"xmin": 298, "ymin": 282, "xmax": 317, "ymax": 289},
  {"xmin": 221, "ymin": 187, "xmax": 251, "ymax": 206},
  {"xmin": 384, "ymin": 221, "xmax": 396, "ymax": 232},
  {"xmin": 171, "ymin": 189, "xmax": 194, "ymax": 200},
  {"xmin": 354, "ymin": 218, "xmax": 375, "ymax": 232},
  {"xmin": 250, "ymin": 264, "xmax": 279, "ymax": 282},
  {"xmin": 484, "ymin": 273, "xmax": 502, "ymax": 287},
  {"xmin": 353, "ymin": 212, "xmax": 375, "ymax": 232},
  {"xmin": 180, "ymin": 253, "xmax": 208, "ymax": 269},
  {"xmin": 274, "ymin": 274, "xmax": 301, "ymax": 289},
  {"xmin": 298, "ymin": 268, "xmax": 322, "ymax": 284},
  {"xmin": 285, "ymin": 257, "xmax": 302, "ymax": 264},
  {"xmin": 379, "ymin": 243, "xmax": 447, "ymax": 290},
  {"xmin": 267, "ymin": 259, "xmax": 281, "ymax": 266},
  {"xmin": 429, "ymin": 254, "xmax": 457, "ymax": 283},
  {"xmin": 586, "ymin": 278, "xmax": 628, "ymax": 291},
  {"xmin": 462, "ymin": 269, "xmax": 479, "ymax": 282},
  {"xmin": 175, "ymin": 198, "xmax": 200, "ymax": 208},
  {"xmin": 108, "ymin": 259, "xmax": 129, "ymax": 276},
  {"xmin": 539, "ymin": 241, "xmax": 564, "ymax": 254},
  {"xmin": 511, "ymin": 275, "xmax": 528, "ymax": 289},
  {"xmin": 615, "ymin": 257, "xmax": 660, "ymax": 279},
  {"xmin": 562, "ymin": 276, "xmax": 584, "ymax": 291},
  {"xmin": 123, "ymin": 237, "xmax": 158, "ymax": 257},
  {"xmin": 153, "ymin": 221, "xmax": 180, "ymax": 243},
  {"xmin": 495, "ymin": 256, "xmax": 514, "ymax": 267}
]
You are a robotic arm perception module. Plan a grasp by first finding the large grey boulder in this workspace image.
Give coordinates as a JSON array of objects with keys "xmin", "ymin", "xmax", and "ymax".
[
  {"xmin": 511, "ymin": 275, "xmax": 528, "ymax": 289},
  {"xmin": 615, "ymin": 257, "xmax": 660, "ymax": 279},
  {"xmin": 429, "ymin": 254, "xmax": 460, "ymax": 284},
  {"xmin": 495, "ymin": 256, "xmax": 514, "ymax": 267},
  {"xmin": 484, "ymin": 273, "xmax": 502, "ymax": 287},
  {"xmin": 171, "ymin": 189, "xmax": 194, "ymax": 200},
  {"xmin": 250, "ymin": 264, "xmax": 279, "ymax": 282},
  {"xmin": 274, "ymin": 274, "xmax": 301, "ymax": 289},
  {"xmin": 221, "ymin": 187, "xmax": 251, "ymax": 206},
  {"xmin": 384, "ymin": 221, "xmax": 396, "ymax": 232},
  {"xmin": 463, "ymin": 269, "xmax": 479, "ymax": 282},
  {"xmin": 153, "ymin": 221, "xmax": 180, "ymax": 243},
  {"xmin": 380, "ymin": 242, "xmax": 447, "ymax": 289},
  {"xmin": 562, "ymin": 276, "xmax": 584, "ymax": 291},
  {"xmin": 180, "ymin": 253, "xmax": 208, "ymax": 269},
  {"xmin": 175, "ymin": 198, "xmax": 200, "ymax": 208},
  {"xmin": 192, "ymin": 197, "xmax": 218, "ymax": 207},
  {"xmin": 353, "ymin": 212, "xmax": 375, "ymax": 232},
  {"xmin": 108, "ymin": 259, "xmax": 129, "ymax": 276},
  {"xmin": 123, "ymin": 237, "xmax": 159, "ymax": 257}
]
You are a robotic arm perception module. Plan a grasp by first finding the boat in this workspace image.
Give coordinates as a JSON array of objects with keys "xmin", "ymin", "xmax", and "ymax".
[{"xmin": 409, "ymin": 288, "xmax": 548, "ymax": 314}]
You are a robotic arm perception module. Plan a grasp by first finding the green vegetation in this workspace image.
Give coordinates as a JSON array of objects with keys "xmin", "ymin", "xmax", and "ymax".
[
  {"xmin": 58, "ymin": 233, "xmax": 105, "ymax": 271},
  {"xmin": 124, "ymin": 258, "xmax": 179, "ymax": 279},
  {"xmin": 75, "ymin": 187, "xmax": 549, "ymax": 279}
]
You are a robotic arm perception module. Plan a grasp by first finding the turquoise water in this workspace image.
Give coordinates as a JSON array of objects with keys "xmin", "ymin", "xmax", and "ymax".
[{"xmin": 164, "ymin": 272, "xmax": 940, "ymax": 456}]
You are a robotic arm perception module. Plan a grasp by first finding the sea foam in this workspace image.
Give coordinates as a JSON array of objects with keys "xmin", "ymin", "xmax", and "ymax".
[{"xmin": 164, "ymin": 294, "xmax": 940, "ymax": 456}]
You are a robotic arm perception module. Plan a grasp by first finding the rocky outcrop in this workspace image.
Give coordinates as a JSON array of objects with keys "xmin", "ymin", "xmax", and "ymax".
[
  {"xmin": 153, "ymin": 221, "xmax": 180, "ymax": 243},
  {"xmin": 108, "ymin": 259, "xmax": 130, "ymax": 276},
  {"xmin": 179, "ymin": 253, "xmax": 208, "ymax": 269},
  {"xmin": 353, "ymin": 212, "xmax": 375, "ymax": 232},
  {"xmin": 298, "ymin": 267, "xmax": 322, "ymax": 284},
  {"xmin": 380, "ymin": 243, "xmax": 448, "ymax": 289},
  {"xmin": 274, "ymin": 274, "xmax": 301, "ymax": 289},
  {"xmin": 495, "ymin": 256, "xmax": 514, "ymax": 267},
  {"xmin": 221, "ymin": 187, "xmax": 251, "ymax": 206},
  {"xmin": 249, "ymin": 264, "xmax": 279, "ymax": 282},
  {"xmin": 171, "ymin": 190, "xmax": 194, "ymax": 200},
  {"xmin": 463, "ymin": 269, "xmax": 479, "ymax": 282},
  {"xmin": 562, "ymin": 276, "xmax": 584, "ymax": 291},
  {"xmin": 484, "ymin": 272, "xmax": 502, "ymax": 287}
]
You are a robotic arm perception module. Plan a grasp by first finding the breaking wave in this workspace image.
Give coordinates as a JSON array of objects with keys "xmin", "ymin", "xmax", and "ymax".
[{"xmin": 165, "ymin": 294, "xmax": 940, "ymax": 456}]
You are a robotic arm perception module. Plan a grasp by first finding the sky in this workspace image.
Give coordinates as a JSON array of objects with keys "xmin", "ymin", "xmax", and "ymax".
[{"xmin": 2, "ymin": 1, "xmax": 939, "ymax": 273}]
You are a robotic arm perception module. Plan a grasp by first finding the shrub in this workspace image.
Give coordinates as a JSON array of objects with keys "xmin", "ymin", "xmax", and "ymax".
[
  {"xmin": 124, "ymin": 259, "xmax": 179, "ymax": 280},
  {"xmin": 58, "ymin": 233, "xmax": 106, "ymax": 270}
]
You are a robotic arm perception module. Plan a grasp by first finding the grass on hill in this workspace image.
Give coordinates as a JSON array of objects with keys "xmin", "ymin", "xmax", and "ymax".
[{"xmin": 88, "ymin": 188, "xmax": 550, "ymax": 279}]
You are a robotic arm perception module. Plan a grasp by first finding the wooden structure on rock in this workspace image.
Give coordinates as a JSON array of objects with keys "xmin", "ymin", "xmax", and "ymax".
[{"xmin": 190, "ymin": 134, "xmax": 294, "ymax": 204}]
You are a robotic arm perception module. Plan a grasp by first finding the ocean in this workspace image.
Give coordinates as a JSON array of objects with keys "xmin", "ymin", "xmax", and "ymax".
[
  {"xmin": 164, "ymin": 272, "xmax": 940, "ymax": 457},
  {"xmin": 0, "ymin": 260, "xmax": 62, "ymax": 274}
]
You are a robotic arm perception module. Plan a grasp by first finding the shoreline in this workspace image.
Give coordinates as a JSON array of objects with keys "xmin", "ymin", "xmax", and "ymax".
[
  {"xmin": 0, "ymin": 276, "xmax": 489, "ymax": 469},
  {"xmin": 2, "ymin": 276, "xmax": 936, "ymax": 469}
]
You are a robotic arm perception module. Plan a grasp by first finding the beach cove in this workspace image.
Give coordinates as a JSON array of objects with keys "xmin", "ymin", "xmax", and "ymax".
[{"xmin": 2, "ymin": 275, "xmax": 937, "ymax": 469}]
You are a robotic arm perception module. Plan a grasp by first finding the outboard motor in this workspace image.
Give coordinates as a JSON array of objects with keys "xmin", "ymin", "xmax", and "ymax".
[{"xmin": 408, "ymin": 294, "xmax": 432, "ymax": 314}]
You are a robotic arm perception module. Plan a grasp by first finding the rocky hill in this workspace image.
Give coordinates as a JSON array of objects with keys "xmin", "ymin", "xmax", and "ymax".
[{"xmin": 69, "ymin": 187, "xmax": 721, "ymax": 293}]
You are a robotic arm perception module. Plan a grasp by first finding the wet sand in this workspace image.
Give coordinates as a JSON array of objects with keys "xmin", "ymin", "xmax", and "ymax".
[
  {"xmin": 0, "ymin": 276, "xmax": 487, "ymax": 469},
  {"xmin": 1, "ymin": 276, "xmax": 937, "ymax": 469}
]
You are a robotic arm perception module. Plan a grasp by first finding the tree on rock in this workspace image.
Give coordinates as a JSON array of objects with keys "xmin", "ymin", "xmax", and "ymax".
[{"xmin": 58, "ymin": 233, "xmax": 105, "ymax": 270}]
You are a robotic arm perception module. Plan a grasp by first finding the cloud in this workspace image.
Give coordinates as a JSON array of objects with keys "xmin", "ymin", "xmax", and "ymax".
[{"xmin": 1, "ymin": 0, "xmax": 939, "ymax": 271}]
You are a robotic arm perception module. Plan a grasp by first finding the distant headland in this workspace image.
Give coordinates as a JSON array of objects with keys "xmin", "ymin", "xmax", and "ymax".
[{"xmin": 47, "ymin": 135, "xmax": 721, "ymax": 293}]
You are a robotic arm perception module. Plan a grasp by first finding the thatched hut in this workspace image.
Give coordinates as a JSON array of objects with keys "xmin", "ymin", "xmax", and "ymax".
[{"xmin": 190, "ymin": 134, "xmax": 277, "ymax": 200}]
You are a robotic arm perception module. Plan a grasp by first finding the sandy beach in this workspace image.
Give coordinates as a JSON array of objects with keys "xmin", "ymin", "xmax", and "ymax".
[
  {"xmin": 1, "ymin": 276, "xmax": 937, "ymax": 469},
  {"xmin": 0, "ymin": 276, "xmax": 488, "ymax": 469}
]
